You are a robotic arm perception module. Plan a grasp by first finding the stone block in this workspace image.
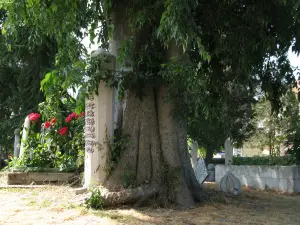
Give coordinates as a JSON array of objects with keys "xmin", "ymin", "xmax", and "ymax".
[
  {"xmin": 232, "ymin": 165, "xmax": 246, "ymax": 178},
  {"xmin": 258, "ymin": 166, "xmax": 279, "ymax": 179},
  {"xmin": 293, "ymin": 179, "xmax": 300, "ymax": 193},
  {"xmin": 276, "ymin": 166, "xmax": 297, "ymax": 179},
  {"xmin": 7, "ymin": 172, "xmax": 29, "ymax": 185},
  {"xmin": 244, "ymin": 166, "xmax": 260, "ymax": 178},
  {"xmin": 27, "ymin": 172, "xmax": 74, "ymax": 184},
  {"xmin": 264, "ymin": 178, "xmax": 285, "ymax": 192},
  {"xmin": 215, "ymin": 165, "xmax": 300, "ymax": 193},
  {"xmin": 240, "ymin": 176, "xmax": 265, "ymax": 190},
  {"xmin": 215, "ymin": 165, "xmax": 228, "ymax": 183},
  {"xmin": 0, "ymin": 172, "xmax": 74, "ymax": 185}
]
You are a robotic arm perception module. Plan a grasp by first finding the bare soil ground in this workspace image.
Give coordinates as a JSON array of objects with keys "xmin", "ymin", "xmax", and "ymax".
[{"xmin": 0, "ymin": 183, "xmax": 300, "ymax": 225}]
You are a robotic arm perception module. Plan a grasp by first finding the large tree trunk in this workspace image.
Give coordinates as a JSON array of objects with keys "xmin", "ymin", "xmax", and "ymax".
[
  {"xmin": 205, "ymin": 147, "xmax": 214, "ymax": 166},
  {"xmin": 104, "ymin": 85, "xmax": 204, "ymax": 207},
  {"xmin": 97, "ymin": 2, "xmax": 204, "ymax": 208}
]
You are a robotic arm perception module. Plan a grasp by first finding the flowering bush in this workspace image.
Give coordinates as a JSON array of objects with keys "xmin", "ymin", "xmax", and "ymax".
[
  {"xmin": 28, "ymin": 113, "xmax": 41, "ymax": 122},
  {"xmin": 58, "ymin": 126, "xmax": 69, "ymax": 136},
  {"xmin": 20, "ymin": 109, "xmax": 85, "ymax": 172}
]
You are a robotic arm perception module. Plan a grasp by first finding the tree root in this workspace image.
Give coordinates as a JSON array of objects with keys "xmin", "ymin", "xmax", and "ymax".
[{"xmin": 97, "ymin": 184, "xmax": 159, "ymax": 207}]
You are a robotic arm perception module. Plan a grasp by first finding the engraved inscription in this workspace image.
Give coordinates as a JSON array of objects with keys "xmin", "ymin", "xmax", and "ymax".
[
  {"xmin": 85, "ymin": 133, "xmax": 96, "ymax": 139},
  {"xmin": 85, "ymin": 140, "xmax": 98, "ymax": 153},
  {"xmin": 85, "ymin": 118, "xmax": 95, "ymax": 126},
  {"xmin": 86, "ymin": 110, "xmax": 95, "ymax": 117},
  {"xmin": 86, "ymin": 146, "xmax": 94, "ymax": 153},
  {"xmin": 85, "ymin": 126, "xmax": 95, "ymax": 133},
  {"xmin": 86, "ymin": 102, "xmax": 95, "ymax": 110},
  {"xmin": 85, "ymin": 95, "xmax": 96, "ymax": 153}
]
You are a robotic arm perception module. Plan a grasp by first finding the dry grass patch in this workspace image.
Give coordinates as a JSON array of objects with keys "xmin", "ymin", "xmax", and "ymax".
[{"xmin": 1, "ymin": 183, "xmax": 300, "ymax": 224}]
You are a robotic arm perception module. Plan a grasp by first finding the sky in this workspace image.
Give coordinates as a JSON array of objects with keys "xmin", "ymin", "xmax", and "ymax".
[{"xmin": 288, "ymin": 48, "xmax": 300, "ymax": 78}]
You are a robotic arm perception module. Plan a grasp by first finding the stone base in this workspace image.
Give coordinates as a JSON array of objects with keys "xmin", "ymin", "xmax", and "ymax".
[
  {"xmin": 216, "ymin": 165, "xmax": 300, "ymax": 193},
  {"xmin": 0, "ymin": 172, "xmax": 75, "ymax": 185}
]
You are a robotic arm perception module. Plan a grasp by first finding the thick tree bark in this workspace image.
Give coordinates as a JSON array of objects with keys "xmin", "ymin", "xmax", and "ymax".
[
  {"xmin": 104, "ymin": 85, "xmax": 203, "ymax": 207},
  {"xmin": 205, "ymin": 146, "xmax": 214, "ymax": 166},
  {"xmin": 97, "ymin": 2, "xmax": 204, "ymax": 208}
]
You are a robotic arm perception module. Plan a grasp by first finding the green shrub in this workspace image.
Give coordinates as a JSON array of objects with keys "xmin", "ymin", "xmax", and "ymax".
[
  {"xmin": 232, "ymin": 155, "xmax": 296, "ymax": 166},
  {"xmin": 86, "ymin": 187, "xmax": 104, "ymax": 209},
  {"xmin": 211, "ymin": 158, "xmax": 225, "ymax": 164}
]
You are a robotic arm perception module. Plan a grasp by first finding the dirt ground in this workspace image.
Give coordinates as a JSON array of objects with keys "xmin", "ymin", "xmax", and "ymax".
[{"xmin": 0, "ymin": 183, "xmax": 300, "ymax": 225}]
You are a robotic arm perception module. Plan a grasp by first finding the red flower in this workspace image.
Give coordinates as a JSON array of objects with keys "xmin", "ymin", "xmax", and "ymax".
[
  {"xmin": 65, "ymin": 115, "xmax": 73, "ymax": 123},
  {"xmin": 58, "ymin": 127, "xmax": 69, "ymax": 136},
  {"xmin": 66, "ymin": 112, "xmax": 76, "ymax": 122},
  {"xmin": 28, "ymin": 113, "xmax": 40, "ymax": 122},
  {"xmin": 70, "ymin": 112, "xmax": 77, "ymax": 117},
  {"xmin": 44, "ymin": 121, "xmax": 51, "ymax": 129},
  {"xmin": 80, "ymin": 112, "xmax": 85, "ymax": 117},
  {"xmin": 50, "ymin": 118, "xmax": 56, "ymax": 124}
]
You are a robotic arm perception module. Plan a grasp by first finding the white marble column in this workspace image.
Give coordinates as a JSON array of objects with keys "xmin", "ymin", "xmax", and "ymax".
[
  {"xmin": 13, "ymin": 128, "xmax": 21, "ymax": 158},
  {"xmin": 225, "ymin": 137, "xmax": 233, "ymax": 165},
  {"xmin": 190, "ymin": 141, "xmax": 198, "ymax": 169},
  {"xmin": 84, "ymin": 48, "xmax": 116, "ymax": 188},
  {"xmin": 19, "ymin": 116, "xmax": 30, "ymax": 159}
]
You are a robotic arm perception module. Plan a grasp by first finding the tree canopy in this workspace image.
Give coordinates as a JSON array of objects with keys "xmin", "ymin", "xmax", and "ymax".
[{"xmin": 0, "ymin": 9, "xmax": 57, "ymax": 147}]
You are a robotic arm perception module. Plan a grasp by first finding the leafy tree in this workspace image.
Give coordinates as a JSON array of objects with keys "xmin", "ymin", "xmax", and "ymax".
[
  {"xmin": 2, "ymin": 0, "xmax": 300, "ymax": 207},
  {"xmin": 188, "ymin": 77, "xmax": 257, "ymax": 164},
  {"xmin": 245, "ymin": 86, "xmax": 300, "ymax": 157},
  {"xmin": 282, "ymin": 89, "xmax": 300, "ymax": 163},
  {"xmin": 0, "ymin": 9, "xmax": 57, "ymax": 149}
]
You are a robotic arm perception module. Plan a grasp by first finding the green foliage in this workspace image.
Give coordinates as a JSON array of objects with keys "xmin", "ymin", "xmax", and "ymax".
[
  {"xmin": 4, "ymin": 107, "xmax": 85, "ymax": 172},
  {"xmin": 0, "ymin": 8, "xmax": 56, "ymax": 147},
  {"xmin": 86, "ymin": 187, "xmax": 104, "ymax": 209},
  {"xmin": 188, "ymin": 139, "xmax": 206, "ymax": 158},
  {"xmin": 106, "ymin": 128, "xmax": 131, "ymax": 177},
  {"xmin": 3, "ymin": 156, "xmax": 26, "ymax": 170},
  {"xmin": 284, "ymin": 90, "xmax": 300, "ymax": 164},
  {"xmin": 245, "ymin": 90, "xmax": 298, "ymax": 158},
  {"xmin": 232, "ymin": 156, "xmax": 296, "ymax": 166}
]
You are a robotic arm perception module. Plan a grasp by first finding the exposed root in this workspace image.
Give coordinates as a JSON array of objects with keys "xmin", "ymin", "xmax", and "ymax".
[{"xmin": 98, "ymin": 184, "xmax": 159, "ymax": 207}]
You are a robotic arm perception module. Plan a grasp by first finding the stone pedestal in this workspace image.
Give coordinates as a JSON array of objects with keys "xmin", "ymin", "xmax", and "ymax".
[
  {"xmin": 225, "ymin": 137, "xmax": 233, "ymax": 165},
  {"xmin": 84, "ymin": 48, "xmax": 116, "ymax": 188}
]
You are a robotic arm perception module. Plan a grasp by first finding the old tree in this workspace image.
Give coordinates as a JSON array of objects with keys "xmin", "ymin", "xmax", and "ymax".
[{"xmin": 1, "ymin": 0, "xmax": 300, "ymax": 207}]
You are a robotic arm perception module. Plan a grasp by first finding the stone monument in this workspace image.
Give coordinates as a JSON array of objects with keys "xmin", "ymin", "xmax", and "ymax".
[
  {"xmin": 13, "ymin": 128, "xmax": 21, "ymax": 158},
  {"xmin": 190, "ymin": 141, "xmax": 208, "ymax": 184},
  {"xmin": 84, "ymin": 48, "xmax": 116, "ymax": 188},
  {"xmin": 190, "ymin": 141, "xmax": 198, "ymax": 169},
  {"xmin": 206, "ymin": 163, "xmax": 215, "ymax": 182},
  {"xmin": 19, "ymin": 116, "xmax": 30, "ymax": 159},
  {"xmin": 224, "ymin": 137, "xmax": 233, "ymax": 165},
  {"xmin": 220, "ymin": 171, "xmax": 242, "ymax": 195}
]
